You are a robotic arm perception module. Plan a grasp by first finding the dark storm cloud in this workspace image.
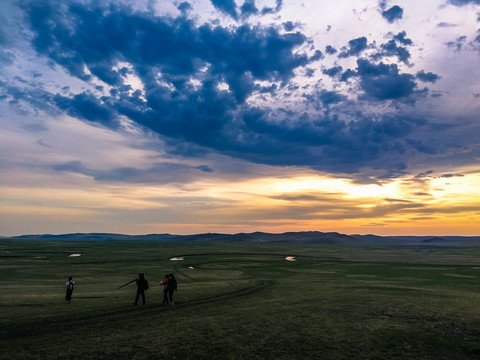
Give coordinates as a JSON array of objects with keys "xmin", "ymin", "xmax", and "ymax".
[
  {"xmin": 2, "ymin": 82, "xmax": 60, "ymax": 115},
  {"xmin": 211, "ymin": 0, "xmax": 238, "ymax": 20},
  {"xmin": 325, "ymin": 45, "xmax": 337, "ymax": 55},
  {"xmin": 26, "ymin": 1, "xmax": 308, "ymax": 102},
  {"xmin": 261, "ymin": 0, "xmax": 283, "ymax": 14},
  {"xmin": 304, "ymin": 90, "xmax": 346, "ymax": 110},
  {"xmin": 305, "ymin": 68, "xmax": 315, "ymax": 77},
  {"xmin": 240, "ymin": 0, "xmax": 259, "ymax": 18},
  {"xmin": 54, "ymin": 92, "xmax": 115, "ymax": 125},
  {"xmin": 275, "ymin": 0, "xmax": 283, "ymax": 11},
  {"xmin": 381, "ymin": 5, "xmax": 403, "ymax": 23},
  {"xmin": 356, "ymin": 59, "xmax": 418, "ymax": 100},
  {"xmin": 177, "ymin": 2, "xmax": 193, "ymax": 15},
  {"xmin": 405, "ymin": 138, "xmax": 438, "ymax": 154},
  {"xmin": 340, "ymin": 69, "xmax": 357, "ymax": 82},
  {"xmin": 393, "ymin": 31, "xmax": 413, "ymax": 46},
  {"xmin": 283, "ymin": 21, "xmax": 297, "ymax": 31},
  {"xmin": 322, "ymin": 66, "xmax": 343, "ymax": 77},
  {"xmin": 373, "ymin": 39, "xmax": 411, "ymax": 63},
  {"xmin": 317, "ymin": 91, "xmax": 345, "ymax": 106},
  {"xmin": 339, "ymin": 37, "xmax": 369, "ymax": 58},
  {"xmin": 309, "ymin": 50, "xmax": 324, "ymax": 61},
  {"xmin": 228, "ymin": 107, "xmax": 429, "ymax": 176},
  {"xmin": 416, "ymin": 70, "xmax": 440, "ymax": 83},
  {"xmin": 7, "ymin": 1, "xmax": 461, "ymax": 179}
]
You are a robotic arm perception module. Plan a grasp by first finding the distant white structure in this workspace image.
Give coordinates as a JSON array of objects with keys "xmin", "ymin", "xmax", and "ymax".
[
  {"xmin": 68, "ymin": 253, "xmax": 82, "ymax": 257},
  {"xmin": 170, "ymin": 257, "xmax": 184, "ymax": 261}
]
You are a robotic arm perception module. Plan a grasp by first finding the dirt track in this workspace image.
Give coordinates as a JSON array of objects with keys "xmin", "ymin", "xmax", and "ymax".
[{"xmin": 2, "ymin": 279, "xmax": 275, "ymax": 340}]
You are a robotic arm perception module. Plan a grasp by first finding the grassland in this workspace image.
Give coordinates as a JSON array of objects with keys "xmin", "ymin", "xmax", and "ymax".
[{"xmin": 1, "ymin": 239, "xmax": 479, "ymax": 359}]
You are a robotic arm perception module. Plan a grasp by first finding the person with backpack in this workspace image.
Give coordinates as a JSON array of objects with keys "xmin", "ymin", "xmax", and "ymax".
[
  {"xmin": 65, "ymin": 276, "xmax": 75, "ymax": 303},
  {"xmin": 166, "ymin": 273, "xmax": 177, "ymax": 306},
  {"xmin": 160, "ymin": 274, "xmax": 169, "ymax": 305},
  {"xmin": 133, "ymin": 273, "xmax": 149, "ymax": 306}
]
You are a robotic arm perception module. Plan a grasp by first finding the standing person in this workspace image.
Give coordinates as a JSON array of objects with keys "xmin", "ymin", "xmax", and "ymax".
[
  {"xmin": 65, "ymin": 276, "xmax": 75, "ymax": 303},
  {"xmin": 133, "ymin": 273, "xmax": 149, "ymax": 306},
  {"xmin": 160, "ymin": 274, "xmax": 169, "ymax": 305},
  {"xmin": 166, "ymin": 273, "xmax": 177, "ymax": 306}
]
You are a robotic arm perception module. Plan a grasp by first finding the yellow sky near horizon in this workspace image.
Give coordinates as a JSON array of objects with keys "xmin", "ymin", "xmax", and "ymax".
[{"xmin": 1, "ymin": 169, "xmax": 479, "ymax": 237}]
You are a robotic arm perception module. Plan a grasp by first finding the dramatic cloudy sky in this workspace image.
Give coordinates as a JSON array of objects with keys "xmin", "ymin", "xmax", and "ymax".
[{"xmin": 1, "ymin": 0, "xmax": 479, "ymax": 236}]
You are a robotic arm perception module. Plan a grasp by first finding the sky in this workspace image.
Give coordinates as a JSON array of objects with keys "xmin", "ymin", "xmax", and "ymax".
[{"xmin": 1, "ymin": 0, "xmax": 479, "ymax": 237}]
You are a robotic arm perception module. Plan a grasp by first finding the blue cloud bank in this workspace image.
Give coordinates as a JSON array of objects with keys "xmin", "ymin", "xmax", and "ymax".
[{"xmin": 2, "ymin": 1, "xmax": 478, "ymax": 180}]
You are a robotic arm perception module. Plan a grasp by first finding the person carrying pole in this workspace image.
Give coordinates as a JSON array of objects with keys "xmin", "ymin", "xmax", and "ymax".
[
  {"xmin": 133, "ymin": 273, "xmax": 149, "ymax": 306},
  {"xmin": 117, "ymin": 278, "xmax": 136, "ymax": 289}
]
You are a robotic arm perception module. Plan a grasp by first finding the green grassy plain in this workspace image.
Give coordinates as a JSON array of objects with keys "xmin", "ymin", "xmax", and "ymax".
[{"xmin": 1, "ymin": 239, "xmax": 479, "ymax": 359}]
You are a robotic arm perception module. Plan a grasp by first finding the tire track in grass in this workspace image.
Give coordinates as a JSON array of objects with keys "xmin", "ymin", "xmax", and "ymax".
[
  {"xmin": 4, "ymin": 251, "xmax": 277, "ymax": 340},
  {"xmin": 181, "ymin": 279, "xmax": 274, "ymax": 307},
  {"xmin": 1, "ymin": 279, "xmax": 274, "ymax": 340},
  {"xmin": 171, "ymin": 262, "xmax": 197, "ymax": 282}
]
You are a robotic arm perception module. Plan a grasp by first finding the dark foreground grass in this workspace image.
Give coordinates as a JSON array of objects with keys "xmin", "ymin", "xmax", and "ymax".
[{"xmin": 1, "ymin": 239, "xmax": 479, "ymax": 359}]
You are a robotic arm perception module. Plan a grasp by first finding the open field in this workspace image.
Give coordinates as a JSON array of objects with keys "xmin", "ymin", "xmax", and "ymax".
[{"xmin": 1, "ymin": 239, "xmax": 480, "ymax": 359}]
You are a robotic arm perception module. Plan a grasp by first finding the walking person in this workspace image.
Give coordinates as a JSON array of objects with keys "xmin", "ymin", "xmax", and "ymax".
[
  {"xmin": 160, "ymin": 274, "xmax": 169, "ymax": 305},
  {"xmin": 166, "ymin": 273, "xmax": 177, "ymax": 306},
  {"xmin": 133, "ymin": 273, "xmax": 149, "ymax": 305},
  {"xmin": 65, "ymin": 276, "xmax": 75, "ymax": 303}
]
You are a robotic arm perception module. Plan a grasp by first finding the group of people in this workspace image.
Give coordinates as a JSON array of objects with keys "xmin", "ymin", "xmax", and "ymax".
[
  {"xmin": 65, "ymin": 272, "xmax": 178, "ymax": 306},
  {"xmin": 160, "ymin": 273, "xmax": 177, "ymax": 306},
  {"xmin": 132, "ymin": 272, "xmax": 177, "ymax": 306}
]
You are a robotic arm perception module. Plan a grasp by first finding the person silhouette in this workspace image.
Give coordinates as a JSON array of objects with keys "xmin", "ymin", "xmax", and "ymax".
[
  {"xmin": 65, "ymin": 276, "xmax": 75, "ymax": 303},
  {"xmin": 133, "ymin": 273, "xmax": 149, "ymax": 305},
  {"xmin": 161, "ymin": 274, "xmax": 169, "ymax": 304},
  {"xmin": 166, "ymin": 273, "xmax": 177, "ymax": 306}
]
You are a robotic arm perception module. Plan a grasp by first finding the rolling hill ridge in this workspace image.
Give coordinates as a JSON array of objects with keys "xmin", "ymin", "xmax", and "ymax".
[{"xmin": 5, "ymin": 231, "xmax": 480, "ymax": 246}]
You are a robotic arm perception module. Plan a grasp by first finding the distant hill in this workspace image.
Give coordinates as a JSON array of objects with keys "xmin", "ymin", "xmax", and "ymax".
[
  {"xmin": 350, "ymin": 234, "xmax": 480, "ymax": 246},
  {"xmin": 7, "ymin": 231, "xmax": 360, "ymax": 244},
  {"xmin": 9, "ymin": 233, "xmax": 175, "ymax": 241},
  {"xmin": 5, "ymin": 231, "xmax": 480, "ymax": 246}
]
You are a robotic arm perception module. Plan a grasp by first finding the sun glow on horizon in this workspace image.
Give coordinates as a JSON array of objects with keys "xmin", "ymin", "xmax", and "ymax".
[
  {"xmin": 182, "ymin": 171, "xmax": 480, "ymax": 236},
  {"xmin": 1, "ymin": 170, "xmax": 479, "ymax": 237}
]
